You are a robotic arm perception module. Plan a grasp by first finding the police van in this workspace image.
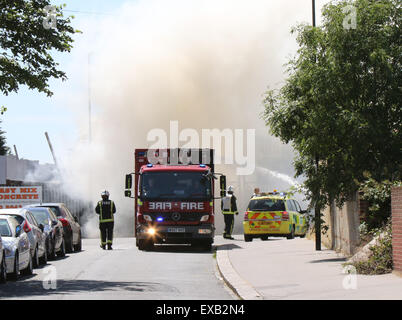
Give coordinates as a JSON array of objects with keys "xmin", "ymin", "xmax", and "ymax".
[{"xmin": 243, "ymin": 191, "xmax": 307, "ymax": 242}]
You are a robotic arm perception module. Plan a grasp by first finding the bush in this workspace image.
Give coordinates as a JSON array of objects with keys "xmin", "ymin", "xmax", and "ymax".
[{"xmin": 351, "ymin": 222, "xmax": 392, "ymax": 275}]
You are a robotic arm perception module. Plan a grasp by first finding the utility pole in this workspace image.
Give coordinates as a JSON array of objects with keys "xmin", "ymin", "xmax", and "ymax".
[
  {"xmin": 13, "ymin": 145, "xmax": 19, "ymax": 160},
  {"xmin": 45, "ymin": 132, "xmax": 58, "ymax": 167},
  {"xmin": 312, "ymin": 0, "xmax": 321, "ymax": 251},
  {"xmin": 88, "ymin": 53, "xmax": 92, "ymax": 144}
]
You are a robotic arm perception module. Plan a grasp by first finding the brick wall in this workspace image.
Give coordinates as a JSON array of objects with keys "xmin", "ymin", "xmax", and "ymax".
[{"xmin": 392, "ymin": 186, "xmax": 402, "ymax": 275}]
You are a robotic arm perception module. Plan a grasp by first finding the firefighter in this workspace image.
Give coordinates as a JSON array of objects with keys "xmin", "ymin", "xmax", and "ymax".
[
  {"xmin": 95, "ymin": 190, "xmax": 116, "ymax": 250},
  {"xmin": 221, "ymin": 186, "xmax": 238, "ymax": 240}
]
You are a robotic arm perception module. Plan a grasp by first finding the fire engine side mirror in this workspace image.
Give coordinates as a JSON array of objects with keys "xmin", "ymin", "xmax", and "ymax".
[
  {"xmin": 125, "ymin": 174, "xmax": 132, "ymax": 189},
  {"xmin": 220, "ymin": 175, "xmax": 226, "ymax": 198},
  {"xmin": 125, "ymin": 190, "xmax": 132, "ymax": 198}
]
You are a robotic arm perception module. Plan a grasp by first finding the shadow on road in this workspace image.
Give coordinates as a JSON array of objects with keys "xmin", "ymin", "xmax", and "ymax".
[
  {"xmin": 216, "ymin": 244, "xmax": 242, "ymax": 251},
  {"xmin": 151, "ymin": 244, "xmax": 212, "ymax": 254},
  {"xmin": 0, "ymin": 279, "xmax": 177, "ymax": 298},
  {"xmin": 309, "ymin": 257, "xmax": 347, "ymax": 264}
]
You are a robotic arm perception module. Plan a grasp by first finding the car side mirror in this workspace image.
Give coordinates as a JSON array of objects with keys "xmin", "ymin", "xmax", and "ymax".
[
  {"xmin": 51, "ymin": 220, "xmax": 58, "ymax": 227},
  {"xmin": 15, "ymin": 225, "xmax": 22, "ymax": 237},
  {"xmin": 39, "ymin": 224, "xmax": 44, "ymax": 232}
]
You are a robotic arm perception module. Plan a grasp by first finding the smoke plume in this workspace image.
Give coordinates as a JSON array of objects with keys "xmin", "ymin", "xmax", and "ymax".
[{"xmin": 56, "ymin": 0, "xmax": 312, "ymax": 237}]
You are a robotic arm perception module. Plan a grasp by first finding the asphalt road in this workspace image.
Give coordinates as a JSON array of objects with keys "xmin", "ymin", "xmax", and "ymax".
[{"xmin": 0, "ymin": 238, "xmax": 235, "ymax": 300}]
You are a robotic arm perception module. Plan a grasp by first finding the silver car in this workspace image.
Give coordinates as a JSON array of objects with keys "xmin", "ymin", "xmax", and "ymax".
[
  {"xmin": 0, "ymin": 209, "xmax": 47, "ymax": 268},
  {"xmin": 0, "ymin": 216, "xmax": 32, "ymax": 280},
  {"xmin": 0, "ymin": 234, "xmax": 6, "ymax": 283}
]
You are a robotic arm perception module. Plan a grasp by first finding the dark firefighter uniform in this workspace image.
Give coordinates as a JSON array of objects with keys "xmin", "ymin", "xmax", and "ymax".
[
  {"xmin": 221, "ymin": 187, "xmax": 238, "ymax": 239},
  {"xmin": 95, "ymin": 197, "xmax": 116, "ymax": 250}
]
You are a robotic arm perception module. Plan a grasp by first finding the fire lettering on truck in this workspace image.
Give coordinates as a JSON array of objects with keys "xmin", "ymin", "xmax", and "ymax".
[
  {"xmin": 149, "ymin": 202, "xmax": 172, "ymax": 210},
  {"xmin": 181, "ymin": 202, "xmax": 204, "ymax": 210}
]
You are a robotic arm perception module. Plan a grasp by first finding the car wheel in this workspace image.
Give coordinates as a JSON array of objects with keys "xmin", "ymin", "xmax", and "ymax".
[
  {"xmin": 261, "ymin": 235, "xmax": 269, "ymax": 241},
  {"xmin": 40, "ymin": 245, "xmax": 48, "ymax": 265},
  {"xmin": 244, "ymin": 235, "xmax": 253, "ymax": 242},
  {"xmin": 57, "ymin": 239, "xmax": 66, "ymax": 257},
  {"xmin": 48, "ymin": 239, "xmax": 56, "ymax": 261},
  {"xmin": 22, "ymin": 252, "xmax": 33, "ymax": 276},
  {"xmin": 11, "ymin": 253, "xmax": 20, "ymax": 281},
  {"xmin": 66, "ymin": 235, "xmax": 74, "ymax": 253},
  {"xmin": 287, "ymin": 225, "xmax": 295, "ymax": 240},
  {"xmin": 0, "ymin": 253, "xmax": 7, "ymax": 284},
  {"xmin": 74, "ymin": 232, "xmax": 82, "ymax": 252},
  {"xmin": 33, "ymin": 247, "xmax": 39, "ymax": 268}
]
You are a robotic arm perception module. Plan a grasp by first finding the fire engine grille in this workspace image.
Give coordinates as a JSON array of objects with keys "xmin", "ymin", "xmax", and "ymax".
[{"xmin": 149, "ymin": 212, "xmax": 207, "ymax": 222}]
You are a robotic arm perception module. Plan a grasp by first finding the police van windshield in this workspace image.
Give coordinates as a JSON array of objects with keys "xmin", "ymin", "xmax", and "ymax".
[
  {"xmin": 248, "ymin": 199, "xmax": 286, "ymax": 211},
  {"xmin": 140, "ymin": 171, "xmax": 211, "ymax": 201}
]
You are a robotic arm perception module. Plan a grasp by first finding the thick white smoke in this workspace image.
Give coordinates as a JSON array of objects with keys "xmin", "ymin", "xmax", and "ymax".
[{"xmin": 56, "ymin": 0, "xmax": 313, "ymax": 237}]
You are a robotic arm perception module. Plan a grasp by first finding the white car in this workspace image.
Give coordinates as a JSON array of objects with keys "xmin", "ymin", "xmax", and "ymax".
[
  {"xmin": 0, "ymin": 209, "xmax": 47, "ymax": 268},
  {"xmin": 0, "ymin": 234, "xmax": 6, "ymax": 283},
  {"xmin": 0, "ymin": 215, "xmax": 32, "ymax": 280}
]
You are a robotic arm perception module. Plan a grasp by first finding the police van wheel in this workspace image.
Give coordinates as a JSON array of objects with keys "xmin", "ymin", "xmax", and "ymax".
[
  {"xmin": 287, "ymin": 226, "xmax": 295, "ymax": 240},
  {"xmin": 261, "ymin": 236, "xmax": 269, "ymax": 241},
  {"xmin": 244, "ymin": 235, "xmax": 253, "ymax": 242}
]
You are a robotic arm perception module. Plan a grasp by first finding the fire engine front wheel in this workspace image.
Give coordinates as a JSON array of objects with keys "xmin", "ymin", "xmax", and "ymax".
[{"xmin": 138, "ymin": 239, "xmax": 154, "ymax": 251}]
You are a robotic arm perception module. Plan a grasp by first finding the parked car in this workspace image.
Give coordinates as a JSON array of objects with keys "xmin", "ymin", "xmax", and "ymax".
[
  {"xmin": 0, "ymin": 234, "xmax": 6, "ymax": 283},
  {"xmin": 0, "ymin": 209, "xmax": 47, "ymax": 267},
  {"xmin": 0, "ymin": 216, "xmax": 32, "ymax": 280},
  {"xmin": 25, "ymin": 206, "xmax": 65, "ymax": 260},
  {"xmin": 30, "ymin": 203, "xmax": 82, "ymax": 253}
]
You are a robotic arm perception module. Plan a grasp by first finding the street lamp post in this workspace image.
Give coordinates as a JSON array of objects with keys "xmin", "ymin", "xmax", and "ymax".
[{"xmin": 312, "ymin": 0, "xmax": 321, "ymax": 251}]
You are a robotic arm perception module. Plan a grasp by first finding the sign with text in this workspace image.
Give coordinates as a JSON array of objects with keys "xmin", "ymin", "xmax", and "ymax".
[{"xmin": 0, "ymin": 186, "xmax": 43, "ymax": 209}]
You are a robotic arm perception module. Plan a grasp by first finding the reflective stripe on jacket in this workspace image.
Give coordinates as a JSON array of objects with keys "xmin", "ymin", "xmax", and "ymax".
[
  {"xmin": 96, "ymin": 200, "xmax": 116, "ymax": 223},
  {"xmin": 221, "ymin": 194, "xmax": 238, "ymax": 215}
]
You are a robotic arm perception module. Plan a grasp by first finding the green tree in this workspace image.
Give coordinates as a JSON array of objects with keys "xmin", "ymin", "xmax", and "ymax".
[
  {"xmin": 0, "ymin": 123, "xmax": 9, "ymax": 155},
  {"xmin": 263, "ymin": 0, "xmax": 401, "ymax": 210},
  {"xmin": 0, "ymin": 1, "xmax": 77, "ymax": 98}
]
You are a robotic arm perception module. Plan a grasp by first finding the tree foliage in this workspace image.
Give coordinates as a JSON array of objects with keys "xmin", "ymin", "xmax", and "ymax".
[
  {"xmin": 0, "ymin": 0, "xmax": 77, "ymax": 98},
  {"xmin": 0, "ymin": 122, "xmax": 9, "ymax": 155},
  {"xmin": 263, "ymin": 0, "xmax": 401, "ymax": 209}
]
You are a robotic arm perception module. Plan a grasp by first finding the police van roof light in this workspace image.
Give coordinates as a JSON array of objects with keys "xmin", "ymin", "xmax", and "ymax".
[{"xmin": 147, "ymin": 164, "xmax": 153, "ymax": 168}]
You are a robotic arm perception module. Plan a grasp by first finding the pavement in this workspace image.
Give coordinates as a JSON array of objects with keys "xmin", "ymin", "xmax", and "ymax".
[{"xmin": 214, "ymin": 235, "xmax": 402, "ymax": 300}]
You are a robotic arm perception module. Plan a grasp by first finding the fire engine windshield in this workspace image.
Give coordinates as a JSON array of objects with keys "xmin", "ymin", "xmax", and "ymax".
[{"xmin": 140, "ymin": 171, "xmax": 212, "ymax": 201}]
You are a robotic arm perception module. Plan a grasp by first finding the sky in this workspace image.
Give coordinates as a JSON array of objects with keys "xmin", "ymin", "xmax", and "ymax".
[{"xmin": 1, "ymin": 0, "xmax": 329, "ymax": 165}]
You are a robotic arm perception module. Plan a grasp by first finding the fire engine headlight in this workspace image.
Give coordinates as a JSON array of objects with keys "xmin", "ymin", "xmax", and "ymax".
[
  {"xmin": 198, "ymin": 229, "xmax": 212, "ymax": 234},
  {"xmin": 147, "ymin": 227, "xmax": 156, "ymax": 236},
  {"xmin": 200, "ymin": 215, "xmax": 209, "ymax": 222}
]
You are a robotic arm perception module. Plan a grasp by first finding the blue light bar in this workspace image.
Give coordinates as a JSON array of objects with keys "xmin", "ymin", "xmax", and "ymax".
[
  {"xmin": 147, "ymin": 164, "xmax": 153, "ymax": 168},
  {"xmin": 157, "ymin": 217, "xmax": 164, "ymax": 222},
  {"xmin": 200, "ymin": 164, "xmax": 206, "ymax": 168}
]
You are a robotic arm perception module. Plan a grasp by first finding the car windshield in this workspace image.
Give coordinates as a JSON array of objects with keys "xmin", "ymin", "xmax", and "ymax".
[
  {"xmin": 248, "ymin": 199, "xmax": 286, "ymax": 211},
  {"xmin": 45, "ymin": 206, "xmax": 63, "ymax": 217},
  {"xmin": 140, "ymin": 171, "xmax": 212, "ymax": 200},
  {"xmin": 29, "ymin": 208, "xmax": 50, "ymax": 225},
  {"xmin": 0, "ymin": 219, "xmax": 12, "ymax": 237}
]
